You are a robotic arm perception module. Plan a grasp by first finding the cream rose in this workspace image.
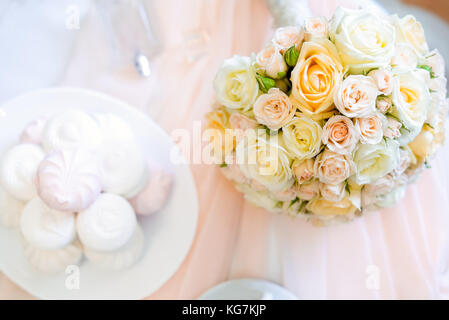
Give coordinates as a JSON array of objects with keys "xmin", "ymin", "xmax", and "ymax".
[
  {"xmin": 383, "ymin": 116, "xmax": 402, "ymax": 139},
  {"xmin": 361, "ymin": 174, "xmax": 395, "ymax": 209},
  {"xmin": 408, "ymin": 124, "xmax": 438, "ymax": 162},
  {"xmin": 306, "ymin": 194, "xmax": 358, "ymax": 216},
  {"xmin": 273, "ymin": 26, "xmax": 304, "ymax": 53},
  {"xmin": 314, "ymin": 150, "xmax": 355, "ymax": 185},
  {"xmin": 290, "ymin": 39, "xmax": 343, "ymax": 116},
  {"xmin": 426, "ymin": 50, "xmax": 445, "ymax": 78},
  {"xmin": 353, "ymin": 139, "xmax": 400, "ymax": 185},
  {"xmin": 391, "ymin": 43, "xmax": 419, "ymax": 69},
  {"xmin": 272, "ymin": 186, "xmax": 297, "ymax": 202},
  {"xmin": 391, "ymin": 15, "xmax": 428, "ymax": 55},
  {"xmin": 256, "ymin": 44, "xmax": 288, "ymax": 79},
  {"xmin": 334, "ymin": 75, "xmax": 379, "ymax": 118},
  {"xmin": 319, "ymin": 182, "xmax": 345, "ymax": 202},
  {"xmin": 292, "ymin": 158, "xmax": 315, "ymax": 184},
  {"xmin": 369, "ymin": 69, "xmax": 393, "ymax": 95},
  {"xmin": 355, "ymin": 113, "xmax": 385, "ymax": 145},
  {"xmin": 330, "ymin": 7, "xmax": 396, "ymax": 73},
  {"xmin": 282, "ymin": 116, "xmax": 323, "ymax": 160},
  {"xmin": 236, "ymin": 132, "xmax": 293, "ymax": 192},
  {"xmin": 205, "ymin": 107, "xmax": 233, "ymax": 162},
  {"xmin": 214, "ymin": 55, "xmax": 259, "ymax": 110},
  {"xmin": 297, "ymin": 179, "xmax": 320, "ymax": 201},
  {"xmin": 322, "ymin": 115, "xmax": 358, "ymax": 154},
  {"xmin": 253, "ymin": 88, "xmax": 295, "ymax": 130},
  {"xmin": 304, "ymin": 16, "xmax": 328, "ymax": 41},
  {"xmin": 236, "ymin": 183, "xmax": 279, "ymax": 212},
  {"xmin": 229, "ymin": 112, "xmax": 258, "ymax": 141},
  {"xmin": 391, "ymin": 68, "xmax": 431, "ymax": 146}
]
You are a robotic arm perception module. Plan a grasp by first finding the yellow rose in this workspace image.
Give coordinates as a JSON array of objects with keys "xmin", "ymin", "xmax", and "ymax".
[
  {"xmin": 290, "ymin": 39, "xmax": 343, "ymax": 116},
  {"xmin": 408, "ymin": 124, "xmax": 443, "ymax": 162},
  {"xmin": 282, "ymin": 116, "xmax": 323, "ymax": 160},
  {"xmin": 306, "ymin": 194, "xmax": 358, "ymax": 216},
  {"xmin": 205, "ymin": 107, "xmax": 234, "ymax": 162}
]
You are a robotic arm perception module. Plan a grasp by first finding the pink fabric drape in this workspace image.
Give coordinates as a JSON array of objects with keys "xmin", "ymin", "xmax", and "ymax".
[{"xmin": 1, "ymin": 0, "xmax": 449, "ymax": 300}]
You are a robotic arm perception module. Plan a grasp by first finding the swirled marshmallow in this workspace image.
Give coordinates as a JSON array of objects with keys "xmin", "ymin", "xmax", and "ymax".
[
  {"xmin": 84, "ymin": 225, "xmax": 144, "ymax": 270},
  {"xmin": 42, "ymin": 110, "xmax": 103, "ymax": 152},
  {"xmin": 0, "ymin": 144, "xmax": 45, "ymax": 201},
  {"xmin": 93, "ymin": 113, "xmax": 135, "ymax": 142},
  {"xmin": 37, "ymin": 148, "xmax": 102, "ymax": 212},
  {"xmin": 20, "ymin": 197, "xmax": 76, "ymax": 250},
  {"xmin": 77, "ymin": 193, "xmax": 137, "ymax": 252},
  {"xmin": 20, "ymin": 117, "xmax": 47, "ymax": 145}
]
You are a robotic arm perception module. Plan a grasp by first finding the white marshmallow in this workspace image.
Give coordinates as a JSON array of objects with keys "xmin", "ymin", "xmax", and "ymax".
[
  {"xmin": 24, "ymin": 239, "xmax": 83, "ymax": 274},
  {"xmin": 20, "ymin": 117, "xmax": 47, "ymax": 145},
  {"xmin": 130, "ymin": 170, "xmax": 173, "ymax": 216},
  {"xmin": 84, "ymin": 225, "xmax": 144, "ymax": 270},
  {"xmin": 42, "ymin": 110, "xmax": 103, "ymax": 152},
  {"xmin": 77, "ymin": 193, "xmax": 137, "ymax": 252},
  {"xmin": 0, "ymin": 185, "xmax": 24, "ymax": 228},
  {"xmin": 0, "ymin": 144, "xmax": 45, "ymax": 201},
  {"xmin": 37, "ymin": 148, "xmax": 102, "ymax": 212},
  {"xmin": 20, "ymin": 197, "xmax": 76, "ymax": 250},
  {"xmin": 98, "ymin": 140, "xmax": 148, "ymax": 198},
  {"xmin": 93, "ymin": 113, "xmax": 135, "ymax": 143}
]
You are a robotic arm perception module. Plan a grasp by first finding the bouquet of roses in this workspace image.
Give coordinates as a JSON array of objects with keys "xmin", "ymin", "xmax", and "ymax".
[{"xmin": 205, "ymin": 7, "xmax": 448, "ymax": 225}]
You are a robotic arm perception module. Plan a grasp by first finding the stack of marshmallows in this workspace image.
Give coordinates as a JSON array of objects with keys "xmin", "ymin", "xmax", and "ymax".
[{"xmin": 0, "ymin": 110, "xmax": 173, "ymax": 273}]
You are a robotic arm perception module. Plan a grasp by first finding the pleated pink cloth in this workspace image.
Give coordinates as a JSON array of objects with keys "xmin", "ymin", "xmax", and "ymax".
[{"xmin": 1, "ymin": 0, "xmax": 449, "ymax": 299}]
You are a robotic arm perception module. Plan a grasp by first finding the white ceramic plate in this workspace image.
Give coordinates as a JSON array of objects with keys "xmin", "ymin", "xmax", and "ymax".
[
  {"xmin": 0, "ymin": 87, "xmax": 198, "ymax": 299},
  {"xmin": 198, "ymin": 279, "xmax": 297, "ymax": 300}
]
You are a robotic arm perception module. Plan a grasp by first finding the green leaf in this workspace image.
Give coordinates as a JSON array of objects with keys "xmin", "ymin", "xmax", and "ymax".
[
  {"xmin": 424, "ymin": 161, "xmax": 431, "ymax": 169},
  {"xmin": 418, "ymin": 64, "xmax": 436, "ymax": 78},
  {"xmin": 256, "ymin": 74, "xmax": 276, "ymax": 93},
  {"xmin": 289, "ymin": 197, "xmax": 299, "ymax": 208},
  {"xmin": 284, "ymin": 45, "xmax": 299, "ymax": 67},
  {"xmin": 345, "ymin": 180, "xmax": 351, "ymax": 195},
  {"xmin": 220, "ymin": 163, "xmax": 227, "ymax": 168},
  {"xmin": 277, "ymin": 71, "xmax": 287, "ymax": 79}
]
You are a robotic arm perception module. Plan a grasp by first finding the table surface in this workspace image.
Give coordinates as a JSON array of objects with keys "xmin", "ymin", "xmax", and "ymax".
[{"xmin": 1, "ymin": 0, "xmax": 449, "ymax": 300}]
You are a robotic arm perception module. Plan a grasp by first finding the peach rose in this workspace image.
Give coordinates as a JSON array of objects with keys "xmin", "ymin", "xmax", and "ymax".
[
  {"xmin": 304, "ymin": 16, "xmax": 328, "ymax": 41},
  {"xmin": 391, "ymin": 43, "xmax": 419, "ymax": 69},
  {"xmin": 273, "ymin": 26, "xmax": 304, "ymax": 53},
  {"xmin": 334, "ymin": 75, "xmax": 379, "ymax": 118},
  {"xmin": 253, "ymin": 88, "xmax": 295, "ymax": 130},
  {"xmin": 319, "ymin": 182, "xmax": 345, "ymax": 202},
  {"xmin": 292, "ymin": 158, "xmax": 315, "ymax": 184},
  {"xmin": 256, "ymin": 44, "xmax": 288, "ymax": 79},
  {"xmin": 314, "ymin": 150, "xmax": 355, "ymax": 185},
  {"xmin": 355, "ymin": 113, "xmax": 385, "ymax": 145},
  {"xmin": 376, "ymin": 96, "xmax": 392, "ymax": 114},
  {"xmin": 290, "ymin": 39, "xmax": 343, "ymax": 116},
  {"xmin": 369, "ymin": 69, "xmax": 393, "ymax": 95},
  {"xmin": 296, "ymin": 179, "xmax": 320, "ymax": 201},
  {"xmin": 229, "ymin": 112, "xmax": 259, "ymax": 141},
  {"xmin": 322, "ymin": 115, "xmax": 358, "ymax": 154},
  {"xmin": 383, "ymin": 116, "xmax": 402, "ymax": 139},
  {"xmin": 272, "ymin": 186, "xmax": 297, "ymax": 202}
]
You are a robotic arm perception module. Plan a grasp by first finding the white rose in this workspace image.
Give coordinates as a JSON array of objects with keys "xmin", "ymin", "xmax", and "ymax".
[
  {"xmin": 272, "ymin": 26, "xmax": 304, "ymax": 53},
  {"xmin": 236, "ymin": 183, "xmax": 279, "ymax": 212},
  {"xmin": 319, "ymin": 182, "xmax": 345, "ymax": 202},
  {"xmin": 236, "ymin": 131, "xmax": 293, "ymax": 192},
  {"xmin": 292, "ymin": 158, "xmax": 315, "ymax": 184},
  {"xmin": 314, "ymin": 150, "xmax": 355, "ymax": 185},
  {"xmin": 282, "ymin": 116, "xmax": 323, "ymax": 160},
  {"xmin": 355, "ymin": 112, "xmax": 386, "ymax": 145},
  {"xmin": 253, "ymin": 88, "xmax": 295, "ymax": 130},
  {"xmin": 214, "ymin": 55, "xmax": 259, "ymax": 110},
  {"xmin": 374, "ymin": 185, "xmax": 406, "ymax": 209},
  {"xmin": 322, "ymin": 115, "xmax": 359, "ymax": 154},
  {"xmin": 391, "ymin": 15, "xmax": 428, "ymax": 55},
  {"xmin": 425, "ymin": 50, "xmax": 445, "ymax": 78},
  {"xmin": 297, "ymin": 179, "xmax": 320, "ymax": 201},
  {"xmin": 391, "ymin": 43, "xmax": 419, "ymax": 68},
  {"xmin": 391, "ymin": 68, "xmax": 431, "ymax": 146},
  {"xmin": 334, "ymin": 75, "xmax": 379, "ymax": 118},
  {"xmin": 361, "ymin": 174, "xmax": 395, "ymax": 209},
  {"xmin": 304, "ymin": 16, "xmax": 328, "ymax": 41},
  {"xmin": 330, "ymin": 7, "xmax": 396, "ymax": 73},
  {"xmin": 391, "ymin": 147, "xmax": 415, "ymax": 177},
  {"xmin": 256, "ymin": 44, "xmax": 288, "ymax": 79},
  {"xmin": 369, "ymin": 69, "xmax": 393, "ymax": 95},
  {"xmin": 353, "ymin": 139, "xmax": 400, "ymax": 185}
]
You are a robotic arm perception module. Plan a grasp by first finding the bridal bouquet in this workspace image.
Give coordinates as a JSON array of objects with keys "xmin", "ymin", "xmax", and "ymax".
[{"xmin": 205, "ymin": 7, "xmax": 448, "ymax": 225}]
